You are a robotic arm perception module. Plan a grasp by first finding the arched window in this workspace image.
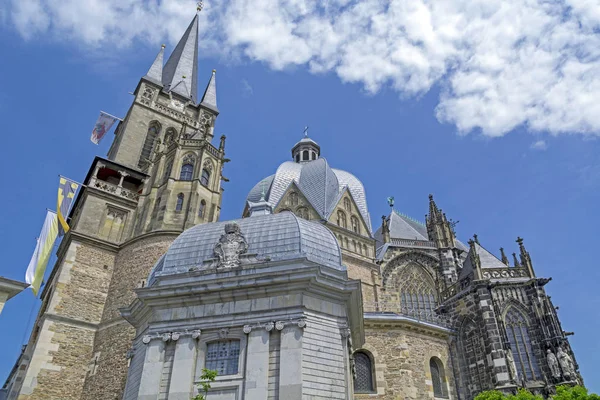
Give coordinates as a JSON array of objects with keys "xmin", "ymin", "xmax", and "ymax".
[
  {"xmin": 302, "ymin": 150, "xmax": 309, "ymax": 161},
  {"xmin": 198, "ymin": 200, "xmax": 206, "ymax": 218},
  {"xmin": 180, "ymin": 164, "xmax": 193, "ymax": 181},
  {"xmin": 344, "ymin": 237, "xmax": 349, "ymax": 249},
  {"xmin": 396, "ymin": 264, "xmax": 437, "ymax": 316},
  {"xmin": 175, "ymin": 193, "xmax": 184, "ymax": 212},
  {"xmin": 201, "ymin": 169, "xmax": 211, "ymax": 187},
  {"xmin": 430, "ymin": 357, "xmax": 448, "ymax": 398},
  {"xmin": 311, "ymin": 152, "xmax": 316, "ymax": 160},
  {"xmin": 138, "ymin": 122, "xmax": 160, "ymax": 167},
  {"xmin": 351, "ymin": 216, "xmax": 360, "ymax": 234},
  {"xmin": 205, "ymin": 340, "xmax": 240, "ymax": 376},
  {"xmin": 163, "ymin": 159, "xmax": 173, "ymax": 182},
  {"xmin": 363, "ymin": 244, "xmax": 368, "ymax": 256},
  {"xmin": 352, "ymin": 240, "xmax": 357, "ymax": 252},
  {"xmin": 505, "ymin": 308, "xmax": 541, "ymax": 381},
  {"xmin": 353, "ymin": 351, "xmax": 375, "ymax": 393},
  {"xmin": 288, "ymin": 192, "xmax": 299, "ymax": 206},
  {"xmin": 337, "ymin": 210, "xmax": 347, "ymax": 229},
  {"xmin": 344, "ymin": 197, "xmax": 351, "ymax": 211},
  {"xmin": 295, "ymin": 153, "xmax": 300, "ymax": 162},
  {"xmin": 296, "ymin": 207, "xmax": 308, "ymax": 220}
]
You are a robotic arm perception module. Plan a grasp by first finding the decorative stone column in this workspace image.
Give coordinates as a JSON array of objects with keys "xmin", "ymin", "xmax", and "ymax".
[
  {"xmin": 243, "ymin": 325, "xmax": 270, "ymax": 399},
  {"xmin": 278, "ymin": 321, "xmax": 305, "ymax": 399},
  {"xmin": 138, "ymin": 335, "xmax": 166, "ymax": 400},
  {"xmin": 168, "ymin": 332, "xmax": 199, "ymax": 400}
]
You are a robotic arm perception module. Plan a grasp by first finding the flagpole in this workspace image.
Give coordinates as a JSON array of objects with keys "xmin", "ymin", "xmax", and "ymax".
[{"xmin": 100, "ymin": 110, "xmax": 123, "ymax": 122}]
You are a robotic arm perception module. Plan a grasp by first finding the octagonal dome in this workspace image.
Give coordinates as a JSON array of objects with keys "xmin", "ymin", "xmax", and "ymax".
[{"xmin": 148, "ymin": 212, "xmax": 344, "ymax": 285}]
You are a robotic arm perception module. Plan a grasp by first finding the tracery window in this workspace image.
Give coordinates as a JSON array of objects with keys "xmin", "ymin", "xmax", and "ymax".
[
  {"xmin": 337, "ymin": 210, "xmax": 347, "ymax": 229},
  {"xmin": 396, "ymin": 264, "xmax": 436, "ymax": 315},
  {"xmin": 288, "ymin": 191, "xmax": 299, "ymax": 206},
  {"xmin": 505, "ymin": 308, "xmax": 541, "ymax": 381},
  {"xmin": 296, "ymin": 207, "xmax": 309, "ymax": 220},
  {"xmin": 353, "ymin": 351, "xmax": 375, "ymax": 393},
  {"xmin": 180, "ymin": 154, "xmax": 195, "ymax": 181},
  {"xmin": 175, "ymin": 193, "xmax": 184, "ymax": 212},
  {"xmin": 198, "ymin": 200, "xmax": 206, "ymax": 218},
  {"xmin": 205, "ymin": 340, "xmax": 240, "ymax": 376},
  {"xmin": 351, "ymin": 216, "xmax": 360, "ymax": 234},
  {"xmin": 344, "ymin": 197, "xmax": 351, "ymax": 211},
  {"xmin": 201, "ymin": 169, "xmax": 211, "ymax": 187},
  {"xmin": 138, "ymin": 122, "xmax": 160, "ymax": 167},
  {"xmin": 430, "ymin": 357, "xmax": 448, "ymax": 398}
]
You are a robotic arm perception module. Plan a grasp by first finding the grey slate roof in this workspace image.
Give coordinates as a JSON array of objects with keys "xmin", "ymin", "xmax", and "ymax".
[
  {"xmin": 145, "ymin": 45, "xmax": 164, "ymax": 84},
  {"xmin": 245, "ymin": 160, "xmax": 373, "ymax": 233},
  {"xmin": 148, "ymin": 212, "xmax": 344, "ymax": 284},
  {"xmin": 459, "ymin": 243, "xmax": 508, "ymax": 279},
  {"xmin": 162, "ymin": 14, "xmax": 199, "ymax": 102},
  {"xmin": 200, "ymin": 70, "xmax": 218, "ymax": 113}
]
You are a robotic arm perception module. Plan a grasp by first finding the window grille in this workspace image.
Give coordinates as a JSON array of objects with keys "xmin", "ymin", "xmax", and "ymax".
[
  {"xmin": 396, "ymin": 264, "xmax": 437, "ymax": 315},
  {"xmin": 205, "ymin": 340, "xmax": 240, "ymax": 376},
  {"xmin": 353, "ymin": 351, "xmax": 374, "ymax": 393}
]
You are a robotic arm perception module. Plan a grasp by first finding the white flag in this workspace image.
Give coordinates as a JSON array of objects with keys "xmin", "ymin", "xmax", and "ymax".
[
  {"xmin": 91, "ymin": 111, "xmax": 119, "ymax": 144},
  {"xmin": 25, "ymin": 211, "xmax": 59, "ymax": 296}
]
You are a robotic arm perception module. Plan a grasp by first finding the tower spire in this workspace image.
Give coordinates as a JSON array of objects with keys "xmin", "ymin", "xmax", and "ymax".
[
  {"xmin": 162, "ymin": 14, "xmax": 200, "ymax": 102},
  {"xmin": 145, "ymin": 44, "xmax": 165, "ymax": 83},
  {"xmin": 200, "ymin": 69, "xmax": 218, "ymax": 113}
]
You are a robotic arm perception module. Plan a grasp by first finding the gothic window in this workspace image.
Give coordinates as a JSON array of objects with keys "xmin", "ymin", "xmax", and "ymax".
[
  {"xmin": 205, "ymin": 340, "xmax": 240, "ymax": 376},
  {"xmin": 430, "ymin": 357, "xmax": 448, "ymax": 398},
  {"xmin": 344, "ymin": 197, "xmax": 351, "ymax": 211},
  {"xmin": 303, "ymin": 150, "xmax": 309, "ymax": 161},
  {"xmin": 395, "ymin": 264, "xmax": 437, "ymax": 315},
  {"xmin": 201, "ymin": 169, "xmax": 211, "ymax": 187},
  {"xmin": 138, "ymin": 122, "xmax": 161, "ymax": 167},
  {"xmin": 198, "ymin": 200, "xmax": 206, "ymax": 218},
  {"xmin": 180, "ymin": 164, "xmax": 193, "ymax": 181},
  {"xmin": 296, "ymin": 207, "xmax": 309, "ymax": 220},
  {"xmin": 337, "ymin": 210, "xmax": 347, "ymax": 229},
  {"xmin": 163, "ymin": 159, "xmax": 173, "ymax": 182},
  {"xmin": 351, "ymin": 216, "xmax": 360, "ymax": 234},
  {"xmin": 288, "ymin": 191, "xmax": 299, "ymax": 206},
  {"xmin": 175, "ymin": 193, "xmax": 184, "ymax": 212},
  {"xmin": 505, "ymin": 308, "xmax": 541, "ymax": 381},
  {"xmin": 353, "ymin": 351, "xmax": 375, "ymax": 393}
]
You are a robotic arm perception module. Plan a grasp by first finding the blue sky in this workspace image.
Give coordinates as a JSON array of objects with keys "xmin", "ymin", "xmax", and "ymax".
[{"xmin": 1, "ymin": 0, "xmax": 599, "ymax": 393}]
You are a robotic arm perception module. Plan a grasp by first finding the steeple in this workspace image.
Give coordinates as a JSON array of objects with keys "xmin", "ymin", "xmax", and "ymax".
[
  {"xmin": 162, "ymin": 14, "xmax": 200, "ymax": 102},
  {"xmin": 200, "ymin": 69, "xmax": 219, "ymax": 113},
  {"xmin": 145, "ymin": 44, "xmax": 165, "ymax": 83},
  {"xmin": 425, "ymin": 194, "xmax": 456, "ymax": 249}
]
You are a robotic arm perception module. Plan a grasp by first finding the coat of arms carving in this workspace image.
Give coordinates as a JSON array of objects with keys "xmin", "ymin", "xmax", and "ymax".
[{"xmin": 214, "ymin": 223, "xmax": 248, "ymax": 268}]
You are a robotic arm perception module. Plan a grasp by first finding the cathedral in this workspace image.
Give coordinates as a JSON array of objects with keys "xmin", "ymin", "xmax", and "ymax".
[{"xmin": 2, "ymin": 12, "xmax": 582, "ymax": 400}]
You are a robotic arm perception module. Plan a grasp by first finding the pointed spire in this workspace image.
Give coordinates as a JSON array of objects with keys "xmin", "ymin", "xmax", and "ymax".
[
  {"xmin": 468, "ymin": 239, "xmax": 482, "ymax": 278},
  {"xmin": 473, "ymin": 234, "xmax": 480, "ymax": 245},
  {"xmin": 162, "ymin": 14, "xmax": 199, "ymax": 102},
  {"xmin": 145, "ymin": 44, "xmax": 165, "ymax": 83},
  {"xmin": 512, "ymin": 252, "xmax": 521, "ymax": 267},
  {"xmin": 516, "ymin": 236, "xmax": 535, "ymax": 277},
  {"xmin": 500, "ymin": 247, "xmax": 510, "ymax": 265},
  {"xmin": 200, "ymin": 69, "xmax": 219, "ymax": 113},
  {"xmin": 428, "ymin": 194, "xmax": 440, "ymax": 221}
]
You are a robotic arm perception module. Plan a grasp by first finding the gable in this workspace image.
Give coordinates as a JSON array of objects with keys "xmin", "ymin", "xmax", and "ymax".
[{"xmin": 327, "ymin": 188, "xmax": 371, "ymax": 238}]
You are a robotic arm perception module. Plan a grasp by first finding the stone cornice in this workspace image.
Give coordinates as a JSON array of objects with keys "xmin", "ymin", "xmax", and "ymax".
[
  {"xmin": 42, "ymin": 312, "xmax": 99, "ymax": 331},
  {"xmin": 363, "ymin": 313, "xmax": 454, "ymax": 338}
]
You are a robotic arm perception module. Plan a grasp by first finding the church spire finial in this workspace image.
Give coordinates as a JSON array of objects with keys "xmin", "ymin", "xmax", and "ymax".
[
  {"xmin": 303, "ymin": 126, "xmax": 309, "ymax": 138},
  {"xmin": 197, "ymin": 1, "xmax": 204, "ymax": 12}
]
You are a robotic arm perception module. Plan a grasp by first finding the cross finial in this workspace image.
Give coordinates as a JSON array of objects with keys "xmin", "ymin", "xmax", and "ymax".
[
  {"xmin": 197, "ymin": 1, "xmax": 204, "ymax": 12},
  {"xmin": 303, "ymin": 126, "xmax": 309, "ymax": 138}
]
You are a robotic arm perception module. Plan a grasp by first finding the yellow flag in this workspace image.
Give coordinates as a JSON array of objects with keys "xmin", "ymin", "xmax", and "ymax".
[
  {"xmin": 57, "ymin": 177, "xmax": 79, "ymax": 235},
  {"xmin": 25, "ymin": 211, "xmax": 59, "ymax": 296}
]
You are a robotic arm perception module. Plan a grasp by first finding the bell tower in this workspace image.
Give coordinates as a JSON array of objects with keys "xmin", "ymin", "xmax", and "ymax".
[{"xmin": 8, "ymin": 10, "xmax": 229, "ymax": 400}]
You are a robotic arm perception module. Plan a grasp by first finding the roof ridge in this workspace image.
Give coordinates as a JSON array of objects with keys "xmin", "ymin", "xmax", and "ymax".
[{"xmin": 393, "ymin": 209, "xmax": 426, "ymax": 227}]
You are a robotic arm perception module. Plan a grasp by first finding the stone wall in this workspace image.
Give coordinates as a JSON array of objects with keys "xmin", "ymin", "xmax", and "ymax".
[
  {"xmin": 356, "ymin": 325, "xmax": 455, "ymax": 400},
  {"xmin": 81, "ymin": 233, "xmax": 177, "ymax": 400}
]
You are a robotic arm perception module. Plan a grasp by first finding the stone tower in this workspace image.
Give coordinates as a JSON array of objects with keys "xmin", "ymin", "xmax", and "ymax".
[{"xmin": 8, "ymin": 13, "xmax": 228, "ymax": 400}]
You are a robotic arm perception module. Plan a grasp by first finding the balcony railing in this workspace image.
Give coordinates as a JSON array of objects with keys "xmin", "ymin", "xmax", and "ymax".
[
  {"xmin": 364, "ymin": 302, "xmax": 452, "ymax": 328},
  {"xmin": 89, "ymin": 177, "xmax": 140, "ymax": 202},
  {"xmin": 391, "ymin": 238, "xmax": 436, "ymax": 248}
]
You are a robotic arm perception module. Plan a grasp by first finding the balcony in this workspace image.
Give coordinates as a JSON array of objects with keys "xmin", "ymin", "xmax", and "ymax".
[
  {"xmin": 363, "ymin": 301, "xmax": 452, "ymax": 329},
  {"xmin": 89, "ymin": 164, "xmax": 144, "ymax": 202}
]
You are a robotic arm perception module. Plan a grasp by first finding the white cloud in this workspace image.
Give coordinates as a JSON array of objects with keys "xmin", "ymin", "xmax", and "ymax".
[
  {"xmin": 241, "ymin": 79, "xmax": 253, "ymax": 97},
  {"xmin": 530, "ymin": 140, "xmax": 547, "ymax": 150},
  {"xmin": 6, "ymin": 0, "xmax": 600, "ymax": 138}
]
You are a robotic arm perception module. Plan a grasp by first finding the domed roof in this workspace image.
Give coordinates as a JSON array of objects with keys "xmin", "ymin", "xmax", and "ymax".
[
  {"xmin": 246, "ymin": 159, "xmax": 372, "ymax": 232},
  {"xmin": 148, "ymin": 212, "xmax": 344, "ymax": 285}
]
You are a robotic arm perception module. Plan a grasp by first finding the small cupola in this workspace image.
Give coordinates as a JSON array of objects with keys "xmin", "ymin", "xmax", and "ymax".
[{"xmin": 291, "ymin": 132, "xmax": 320, "ymax": 163}]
